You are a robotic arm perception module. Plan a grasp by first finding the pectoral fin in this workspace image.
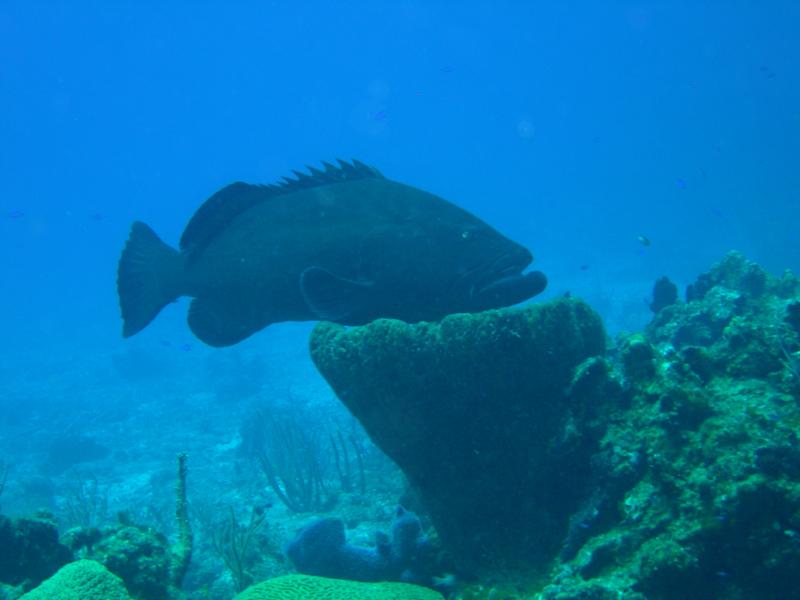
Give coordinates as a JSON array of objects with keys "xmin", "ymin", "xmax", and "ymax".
[{"xmin": 300, "ymin": 266, "xmax": 373, "ymax": 321}]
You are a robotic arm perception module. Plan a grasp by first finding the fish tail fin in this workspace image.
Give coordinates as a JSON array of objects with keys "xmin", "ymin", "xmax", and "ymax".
[{"xmin": 117, "ymin": 221, "xmax": 184, "ymax": 338}]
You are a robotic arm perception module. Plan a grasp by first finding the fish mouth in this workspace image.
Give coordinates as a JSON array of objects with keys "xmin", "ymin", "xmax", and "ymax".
[
  {"xmin": 470, "ymin": 250, "xmax": 533, "ymax": 297},
  {"xmin": 467, "ymin": 249, "xmax": 547, "ymax": 310}
]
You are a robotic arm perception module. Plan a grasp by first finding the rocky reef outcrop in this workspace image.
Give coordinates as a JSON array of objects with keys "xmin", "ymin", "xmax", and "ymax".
[
  {"xmin": 0, "ymin": 512, "xmax": 73, "ymax": 592},
  {"xmin": 551, "ymin": 251, "xmax": 800, "ymax": 600},
  {"xmin": 311, "ymin": 251, "xmax": 800, "ymax": 599},
  {"xmin": 310, "ymin": 298, "xmax": 614, "ymax": 570}
]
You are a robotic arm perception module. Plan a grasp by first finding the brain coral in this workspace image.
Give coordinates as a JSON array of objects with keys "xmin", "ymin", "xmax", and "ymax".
[
  {"xmin": 235, "ymin": 574, "xmax": 444, "ymax": 600},
  {"xmin": 19, "ymin": 559, "xmax": 132, "ymax": 600}
]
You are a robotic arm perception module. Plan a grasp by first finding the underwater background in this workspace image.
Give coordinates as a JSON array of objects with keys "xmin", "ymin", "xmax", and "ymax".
[{"xmin": 1, "ymin": 2, "xmax": 800, "ymax": 599}]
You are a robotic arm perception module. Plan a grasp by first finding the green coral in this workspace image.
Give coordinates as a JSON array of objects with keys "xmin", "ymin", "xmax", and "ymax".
[
  {"xmin": 89, "ymin": 523, "xmax": 175, "ymax": 600},
  {"xmin": 620, "ymin": 333, "xmax": 656, "ymax": 381},
  {"xmin": 311, "ymin": 298, "xmax": 609, "ymax": 569},
  {"xmin": 648, "ymin": 251, "xmax": 799, "ymax": 384},
  {"xmin": 538, "ymin": 253, "xmax": 800, "ymax": 599},
  {"xmin": 19, "ymin": 560, "xmax": 132, "ymax": 600},
  {"xmin": 235, "ymin": 574, "xmax": 443, "ymax": 600},
  {"xmin": 170, "ymin": 452, "xmax": 193, "ymax": 588},
  {"xmin": 61, "ymin": 453, "xmax": 193, "ymax": 600},
  {"xmin": 0, "ymin": 512, "xmax": 73, "ymax": 590},
  {"xmin": 310, "ymin": 250, "xmax": 800, "ymax": 599}
]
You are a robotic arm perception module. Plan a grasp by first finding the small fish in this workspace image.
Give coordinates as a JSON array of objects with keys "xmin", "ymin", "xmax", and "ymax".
[
  {"xmin": 759, "ymin": 65, "xmax": 776, "ymax": 79},
  {"xmin": 90, "ymin": 212, "xmax": 106, "ymax": 221},
  {"xmin": 432, "ymin": 573, "xmax": 457, "ymax": 591},
  {"xmin": 6, "ymin": 210, "xmax": 25, "ymax": 219},
  {"xmin": 439, "ymin": 64, "xmax": 455, "ymax": 74},
  {"xmin": 636, "ymin": 235, "xmax": 651, "ymax": 247},
  {"xmin": 676, "ymin": 178, "xmax": 687, "ymax": 189},
  {"xmin": 580, "ymin": 264, "xmax": 590, "ymax": 271},
  {"xmin": 179, "ymin": 343, "xmax": 192, "ymax": 352}
]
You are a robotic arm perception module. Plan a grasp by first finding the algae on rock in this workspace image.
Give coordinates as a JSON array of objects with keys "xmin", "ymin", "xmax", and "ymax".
[
  {"xmin": 310, "ymin": 252, "xmax": 800, "ymax": 600},
  {"xmin": 540, "ymin": 252, "xmax": 800, "ymax": 600},
  {"xmin": 311, "ymin": 298, "xmax": 613, "ymax": 569},
  {"xmin": 0, "ymin": 512, "xmax": 73, "ymax": 591}
]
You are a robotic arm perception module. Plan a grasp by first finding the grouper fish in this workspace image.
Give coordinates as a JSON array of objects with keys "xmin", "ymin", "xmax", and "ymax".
[{"xmin": 117, "ymin": 159, "xmax": 547, "ymax": 347}]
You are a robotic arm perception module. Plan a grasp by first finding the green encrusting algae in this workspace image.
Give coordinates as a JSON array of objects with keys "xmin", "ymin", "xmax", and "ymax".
[{"xmin": 311, "ymin": 251, "xmax": 800, "ymax": 599}]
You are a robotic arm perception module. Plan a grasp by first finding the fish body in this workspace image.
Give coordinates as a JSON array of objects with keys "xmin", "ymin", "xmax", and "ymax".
[{"xmin": 117, "ymin": 160, "xmax": 546, "ymax": 347}]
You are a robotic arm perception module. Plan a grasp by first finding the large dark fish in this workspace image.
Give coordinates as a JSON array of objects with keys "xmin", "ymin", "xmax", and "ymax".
[{"xmin": 117, "ymin": 160, "xmax": 547, "ymax": 347}]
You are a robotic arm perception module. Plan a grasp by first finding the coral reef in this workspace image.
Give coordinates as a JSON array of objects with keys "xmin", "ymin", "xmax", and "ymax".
[
  {"xmin": 544, "ymin": 251, "xmax": 800, "ymax": 598},
  {"xmin": 649, "ymin": 276, "xmax": 678, "ymax": 313},
  {"xmin": 7, "ymin": 251, "xmax": 797, "ymax": 600},
  {"xmin": 0, "ymin": 512, "xmax": 73, "ymax": 591},
  {"xmin": 235, "ymin": 573, "xmax": 444, "ymax": 600},
  {"xmin": 310, "ymin": 251, "xmax": 800, "ymax": 599},
  {"xmin": 18, "ymin": 560, "xmax": 132, "ymax": 600},
  {"xmin": 520, "ymin": 253, "xmax": 800, "ymax": 599},
  {"xmin": 205, "ymin": 504, "xmax": 268, "ymax": 592},
  {"xmin": 286, "ymin": 506, "xmax": 436, "ymax": 586},
  {"xmin": 76, "ymin": 522, "xmax": 178, "ymax": 600},
  {"xmin": 310, "ymin": 298, "xmax": 610, "ymax": 569},
  {"xmin": 171, "ymin": 452, "xmax": 193, "ymax": 588},
  {"xmin": 60, "ymin": 453, "xmax": 193, "ymax": 600}
]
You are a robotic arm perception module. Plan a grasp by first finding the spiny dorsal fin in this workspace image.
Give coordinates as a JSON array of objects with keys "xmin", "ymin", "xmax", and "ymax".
[{"xmin": 179, "ymin": 159, "xmax": 384, "ymax": 255}]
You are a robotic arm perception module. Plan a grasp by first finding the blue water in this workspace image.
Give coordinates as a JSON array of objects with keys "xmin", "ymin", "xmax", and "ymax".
[
  {"xmin": 1, "ymin": 0, "xmax": 799, "ymax": 593},
  {"xmin": 3, "ymin": 2, "xmax": 799, "ymax": 352}
]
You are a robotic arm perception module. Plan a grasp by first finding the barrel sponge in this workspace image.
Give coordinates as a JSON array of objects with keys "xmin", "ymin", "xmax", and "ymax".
[
  {"xmin": 19, "ymin": 560, "xmax": 132, "ymax": 600},
  {"xmin": 235, "ymin": 574, "xmax": 444, "ymax": 600}
]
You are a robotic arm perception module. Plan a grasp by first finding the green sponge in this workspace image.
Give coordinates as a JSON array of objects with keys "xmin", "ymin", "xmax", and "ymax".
[
  {"xmin": 236, "ymin": 574, "xmax": 444, "ymax": 600},
  {"xmin": 20, "ymin": 560, "xmax": 132, "ymax": 600}
]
